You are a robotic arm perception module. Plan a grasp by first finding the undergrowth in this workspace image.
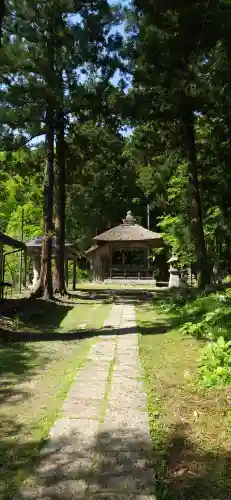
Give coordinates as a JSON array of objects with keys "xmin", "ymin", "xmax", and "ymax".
[
  {"xmin": 197, "ymin": 336, "xmax": 231, "ymax": 388},
  {"xmin": 154, "ymin": 287, "xmax": 231, "ymax": 389}
]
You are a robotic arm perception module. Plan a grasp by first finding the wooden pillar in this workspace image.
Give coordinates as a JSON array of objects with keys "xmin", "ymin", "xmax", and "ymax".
[
  {"xmin": 72, "ymin": 261, "xmax": 77, "ymax": 290},
  {"xmin": 109, "ymin": 243, "xmax": 113, "ymax": 279},
  {"xmin": 96, "ymin": 256, "xmax": 101, "ymax": 282},
  {"xmin": 99, "ymin": 258, "xmax": 103, "ymax": 282},
  {"xmin": 91, "ymin": 257, "xmax": 96, "ymax": 282},
  {"xmin": 23, "ymin": 248, "xmax": 27, "ymax": 287},
  {"xmin": 65, "ymin": 260, "xmax": 68, "ymax": 289}
]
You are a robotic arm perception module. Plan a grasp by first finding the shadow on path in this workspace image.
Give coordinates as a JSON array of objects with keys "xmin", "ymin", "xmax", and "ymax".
[
  {"xmin": 3, "ymin": 420, "xmax": 231, "ymax": 500},
  {"xmin": 0, "ymin": 288, "xmax": 163, "ymax": 342},
  {"xmin": 1, "ymin": 323, "xmax": 170, "ymax": 343}
]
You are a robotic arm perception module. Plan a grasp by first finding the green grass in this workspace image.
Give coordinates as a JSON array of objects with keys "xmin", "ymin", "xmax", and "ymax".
[
  {"xmin": 0, "ymin": 300, "xmax": 111, "ymax": 500},
  {"xmin": 0, "ymin": 296, "xmax": 112, "ymax": 334},
  {"xmin": 137, "ymin": 298, "xmax": 231, "ymax": 499}
]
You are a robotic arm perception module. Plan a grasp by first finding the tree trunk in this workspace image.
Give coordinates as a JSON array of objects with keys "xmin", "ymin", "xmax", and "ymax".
[
  {"xmin": 31, "ymin": 106, "xmax": 54, "ymax": 299},
  {"xmin": 72, "ymin": 261, "xmax": 77, "ymax": 290},
  {"xmin": 225, "ymin": 236, "xmax": 231, "ymax": 273},
  {"xmin": 184, "ymin": 111, "xmax": 210, "ymax": 289},
  {"xmin": 53, "ymin": 108, "xmax": 66, "ymax": 295}
]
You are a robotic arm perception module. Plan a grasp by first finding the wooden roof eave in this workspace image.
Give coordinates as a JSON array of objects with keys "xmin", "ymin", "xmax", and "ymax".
[{"xmin": 0, "ymin": 232, "xmax": 26, "ymax": 250}]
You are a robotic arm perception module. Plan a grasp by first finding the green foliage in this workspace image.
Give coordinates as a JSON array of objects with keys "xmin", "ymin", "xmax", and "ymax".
[
  {"xmin": 1, "ymin": 0, "xmax": 123, "ymax": 150},
  {"xmin": 124, "ymin": 0, "xmax": 231, "ymax": 284},
  {"xmin": 6, "ymin": 202, "xmax": 42, "ymax": 241},
  {"xmin": 197, "ymin": 337, "xmax": 231, "ymax": 388},
  {"xmin": 4, "ymin": 199, "xmax": 43, "ymax": 285},
  {"xmin": 154, "ymin": 291, "xmax": 231, "ymax": 389},
  {"xmin": 158, "ymin": 214, "xmax": 194, "ymax": 266},
  {"xmin": 2, "ymin": 0, "xmax": 231, "ymax": 291},
  {"xmin": 176, "ymin": 292, "xmax": 231, "ymax": 341},
  {"xmin": 66, "ymin": 120, "xmax": 145, "ymax": 249},
  {"xmin": 0, "ymin": 149, "xmax": 43, "ymax": 233}
]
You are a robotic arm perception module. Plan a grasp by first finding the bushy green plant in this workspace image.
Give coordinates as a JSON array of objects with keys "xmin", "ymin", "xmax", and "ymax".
[
  {"xmin": 76, "ymin": 267, "xmax": 89, "ymax": 281},
  {"xmin": 179, "ymin": 291, "xmax": 231, "ymax": 341},
  {"xmin": 180, "ymin": 321, "xmax": 205, "ymax": 339},
  {"xmin": 197, "ymin": 336, "xmax": 231, "ymax": 388}
]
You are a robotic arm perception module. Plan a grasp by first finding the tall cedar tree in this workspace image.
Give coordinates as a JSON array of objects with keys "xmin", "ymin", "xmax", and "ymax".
[
  {"xmin": 128, "ymin": 0, "xmax": 229, "ymax": 287},
  {"xmin": 1, "ymin": 0, "xmax": 121, "ymax": 297}
]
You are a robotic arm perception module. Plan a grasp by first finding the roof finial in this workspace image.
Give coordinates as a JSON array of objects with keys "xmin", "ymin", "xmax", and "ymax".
[{"xmin": 123, "ymin": 210, "xmax": 136, "ymax": 225}]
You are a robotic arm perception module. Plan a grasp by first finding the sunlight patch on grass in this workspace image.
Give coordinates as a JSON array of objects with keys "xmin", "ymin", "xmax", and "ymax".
[
  {"xmin": 0, "ymin": 298, "xmax": 112, "ymax": 335},
  {"xmin": 58, "ymin": 302, "xmax": 111, "ymax": 331}
]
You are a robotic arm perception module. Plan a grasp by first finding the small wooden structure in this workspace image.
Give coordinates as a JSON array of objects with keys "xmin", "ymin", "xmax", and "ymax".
[
  {"xmin": 0, "ymin": 232, "xmax": 26, "ymax": 299},
  {"xmin": 85, "ymin": 211, "xmax": 164, "ymax": 282},
  {"xmin": 26, "ymin": 236, "xmax": 79, "ymax": 289}
]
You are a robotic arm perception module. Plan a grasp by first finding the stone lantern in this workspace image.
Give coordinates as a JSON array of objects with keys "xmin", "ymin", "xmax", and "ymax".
[{"xmin": 167, "ymin": 255, "xmax": 180, "ymax": 288}]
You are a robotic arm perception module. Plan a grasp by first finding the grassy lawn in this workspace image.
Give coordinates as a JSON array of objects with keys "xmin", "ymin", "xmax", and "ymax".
[
  {"xmin": 0, "ymin": 300, "xmax": 111, "ymax": 500},
  {"xmin": 137, "ymin": 295, "xmax": 231, "ymax": 500},
  {"xmin": 0, "ymin": 296, "xmax": 111, "ymax": 335}
]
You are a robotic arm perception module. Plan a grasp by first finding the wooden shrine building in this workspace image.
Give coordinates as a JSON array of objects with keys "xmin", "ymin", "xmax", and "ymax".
[
  {"xmin": 0, "ymin": 232, "xmax": 26, "ymax": 299},
  {"xmin": 85, "ymin": 211, "xmax": 164, "ymax": 282},
  {"xmin": 26, "ymin": 236, "xmax": 79, "ymax": 289}
]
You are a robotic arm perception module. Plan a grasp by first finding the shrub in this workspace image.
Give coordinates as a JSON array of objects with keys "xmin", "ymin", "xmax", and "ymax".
[
  {"xmin": 179, "ymin": 297, "xmax": 231, "ymax": 341},
  {"xmin": 180, "ymin": 320, "xmax": 205, "ymax": 339},
  {"xmin": 196, "ymin": 336, "xmax": 231, "ymax": 388}
]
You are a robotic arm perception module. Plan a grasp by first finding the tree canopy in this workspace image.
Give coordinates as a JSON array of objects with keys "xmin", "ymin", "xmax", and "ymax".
[{"xmin": 1, "ymin": 0, "xmax": 231, "ymax": 291}]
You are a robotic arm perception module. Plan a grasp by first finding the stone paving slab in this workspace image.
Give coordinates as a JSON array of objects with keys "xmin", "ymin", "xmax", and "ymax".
[
  {"xmin": 75, "ymin": 372, "xmax": 109, "ymax": 383},
  {"xmin": 109, "ymin": 392, "xmax": 147, "ymax": 410},
  {"xmin": 98, "ymin": 335, "xmax": 117, "ymax": 339},
  {"xmin": 86, "ymin": 495, "xmax": 156, "ymax": 500},
  {"xmin": 93, "ymin": 451, "xmax": 153, "ymax": 473},
  {"xmin": 104, "ymin": 409, "xmax": 150, "ymax": 428},
  {"xmin": 88, "ymin": 469, "xmax": 154, "ymax": 495},
  {"xmin": 111, "ymin": 378, "xmax": 142, "ymax": 390},
  {"xmin": 95, "ymin": 428, "xmax": 153, "ymax": 454},
  {"xmin": 61, "ymin": 400, "xmax": 102, "ymax": 419},
  {"xmin": 82, "ymin": 360, "xmax": 111, "ymax": 371},
  {"xmin": 42, "ymin": 418, "xmax": 100, "ymax": 455},
  {"xmin": 113, "ymin": 367, "xmax": 140, "ymax": 378},
  {"xmin": 16, "ymin": 303, "xmax": 155, "ymax": 500},
  {"xmin": 18, "ymin": 479, "xmax": 87, "ymax": 499},
  {"xmin": 67, "ymin": 387, "xmax": 105, "ymax": 401}
]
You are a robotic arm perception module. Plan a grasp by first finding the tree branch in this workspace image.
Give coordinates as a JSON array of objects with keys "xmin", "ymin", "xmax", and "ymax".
[{"xmin": 0, "ymin": 132, "xmax": 45, "ymax": 151}]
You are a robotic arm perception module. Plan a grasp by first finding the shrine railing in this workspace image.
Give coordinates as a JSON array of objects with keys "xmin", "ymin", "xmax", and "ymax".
[{"xmin": 108, "ymin": 266, "xmax": 155, "ymax": 280}]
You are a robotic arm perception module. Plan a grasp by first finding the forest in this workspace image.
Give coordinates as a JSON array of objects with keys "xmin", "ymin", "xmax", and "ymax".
[
  {"xmin": 1, "ymin": 0, "xmax": 231, "ymax": 296},
  {"xmin": 3, "ymin": 3, "xmax": 231, "ymax": 499}
]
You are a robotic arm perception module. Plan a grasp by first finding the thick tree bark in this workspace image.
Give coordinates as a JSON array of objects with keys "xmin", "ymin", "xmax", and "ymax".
[
  {"xmin": 72, "ymin": 261, "xmax": 77, "ymax": 291},
  {"xmin": 225, "ymin": 236, "xmax": 231, "ymax": 273},
  {"xmin": 31, "ymin": 106, "xmax": 54, "ymax": 299},
  {"xmin": 53, "ymin": 108, "xmax": 66, "ymax": 295},
  {"xmin": 184, "ymin": 111, "xmax": 210, "ymax": 288}
]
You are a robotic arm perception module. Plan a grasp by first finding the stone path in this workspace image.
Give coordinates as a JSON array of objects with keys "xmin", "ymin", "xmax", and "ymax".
[{"xmin": 17, "ymin": 303, "xmax": 156, "ymax": 500}]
